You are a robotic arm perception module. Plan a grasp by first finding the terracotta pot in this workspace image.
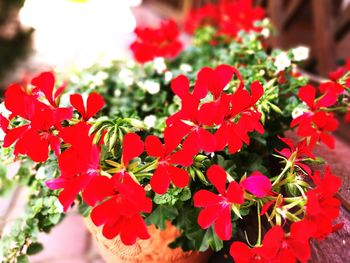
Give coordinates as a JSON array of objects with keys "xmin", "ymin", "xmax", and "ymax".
[{"xmin": 84, "ymin": 217, "xmax": 212, "ymax": 263}]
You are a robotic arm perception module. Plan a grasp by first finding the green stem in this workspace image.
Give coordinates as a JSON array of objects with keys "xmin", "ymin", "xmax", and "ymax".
[
  {"xmin": 256, "ymin": 202, "xmax": 262, "ymax": 246},
  {"xmin": 272, "ymin": 163, "xmax": 290, "ymax": 187}
]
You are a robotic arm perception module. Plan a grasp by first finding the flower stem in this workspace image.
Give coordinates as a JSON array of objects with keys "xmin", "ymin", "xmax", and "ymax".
[
  {"xmin": 256, "ymin": 202, "xmax": 262, "ymax": 246},
  {"xmin": 272, "ymin": 163, "xmax": 290, "ymax": 187}
]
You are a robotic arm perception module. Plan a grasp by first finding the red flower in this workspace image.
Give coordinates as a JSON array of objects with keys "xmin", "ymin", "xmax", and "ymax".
[
  {"xmin": 130, "ymin": 20, "xmax": 183, "ymax": 63},
  {"xmin": 0, "ymin": 72, "xmax": 73, "ymax": 162},
  {"xmin": 276, "ymin": 137, "xmax": 314, "ymax": 174},
  {"xmin": 88, "ymin": 173, "xmax": 152, "ymax": 245},
  {"xmin": 70, "ymin": 92, "xmax": 105, "ymax": 121},
  {"xmin": 345, "ymin": 108, "xmax": 350, "ymax": 122},
  {"xmin": 145, "ymin": 135, "xmax": 191, "ymax": 194},
  {"xmin": 121, "ymin": 132, "xmax": 144, "ymax": 167},
  {"xmin": 305, "ymin": 166, "xmax": 341, "ymax": 240},
  {"xmin": 194, "ymin": 165, "xmax": 244, "ymax": 240},
  {"xmin": 298, "ymin": 84, "xmax": 338, "ymax": 111},
  {"xmin": 46, "ymin": 122, "xmax": 100, "ymax": 211},
  {"xmin": 230, "ymin": 242, "xmax": 267, "ymax": 263},
  {"xmin": 240, "ymin": 171, "xmax": 272, "ymax": 198},
  {"xmin": 261, "ymin": 221, "xmax": 314, "ymax": 263},
  {"xmin": 215, "ymin": 81, "xmax": 264, "ymax": 153},
  {"xmin": 184, "ymin": 0, "xmax": 265, "ymax": 39}
]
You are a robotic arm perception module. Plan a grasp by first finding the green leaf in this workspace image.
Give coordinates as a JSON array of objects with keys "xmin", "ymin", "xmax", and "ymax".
[
  {"xmin": 27, "ymin": 242, "xmax": 44, "ymax": 255},
  {"xmin": 17, "ymin": 255, "xmax": 29, "ymax": 263},
  {"xmin": 145, "ymin": 205, "xmax": 178, "ymax": 230}
]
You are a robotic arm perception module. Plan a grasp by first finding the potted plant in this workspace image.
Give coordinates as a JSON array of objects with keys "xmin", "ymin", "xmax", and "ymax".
[{"xmin": 0, "ymin": 0, "xmax": 349, "ymax": 262}]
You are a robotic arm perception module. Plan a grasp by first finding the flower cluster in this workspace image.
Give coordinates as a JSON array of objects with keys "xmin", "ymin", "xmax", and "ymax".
[
  {"xmin": 130, "ymin": 19, "xmax": 183, "ymax": 63},
  {"xmin": 185, "ymin": 0, "xmax": 265, "ymax": 40}
]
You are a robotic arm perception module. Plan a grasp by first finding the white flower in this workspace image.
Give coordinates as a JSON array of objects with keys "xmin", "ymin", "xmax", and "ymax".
[
  {"xmin": 0, "ymin": 129, "xmax": 5, "ymax": 141},
  {"xmin": 119, "ymin": 68, "xmax": 134, "ymax": 86},
  {"xmin": 292, "ymin": 106, "xmax": 307, "ymax": 119},
  {"xmin": 153, "ymin": 57, "xmax": 167, "ymax": 74},
  {"xmin": 259, "ymin": 69, "xmax": 266, "ymax": 76},
  {"xmin": 144, "ymin": 115, "xmax": 156, "ymax": 128},
  {"xmin": 0, "ymin": 102, "xmax": 11, "ymax": 118},
  {"xmin": 274, "ymin": 52, "xmax": 291, "ymax": 72},
  {"xmin": 35, "ymin": 167, "xmax": 46, "ymax": 180},
  {"xmin": 144, "ymin": 80, "xmax": 160, "ymax": 94},
  {"xmin": 261, "ymin": 28, "xmax": 270, "ymax": 38},
  {"xmin": 292, "ymin": 46, "xmax": 309, "ymax": 62},
  {"xmin": 54, "ymin": 200, "xmax": 64, "ymax": 213},
  {"xmin": 164, "ymin": 71, "xmax": 173, "ymax": 83},
  {"xmin": 180, "ymin": 64, "xmax": 192, "ymax": 73},
  {"xmin": 114, "ymin": 89, "xmax": 121, "ymax": 97}
]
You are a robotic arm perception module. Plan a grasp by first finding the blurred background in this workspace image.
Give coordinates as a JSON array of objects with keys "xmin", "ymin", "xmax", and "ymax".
[{"xmin": 1, "ymin": 0, "xmax": 350, "ymax": 91}]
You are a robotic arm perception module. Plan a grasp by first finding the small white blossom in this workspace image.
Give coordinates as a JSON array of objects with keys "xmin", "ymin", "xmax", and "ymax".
[
  {"xmin": 119, "ymin": 68, "xmax": 134, "ymax": 86},
  {"xmin": 292, "ymin": 106, "xmax": 307, "ymax": 119},
  {"xmin": 292, "ymin": 46, "xmax": 309, "ymax": 61},
  {"xmin": 274, "ymin": 52, "xmax": 291, "ymax": 72},
  {"xmin": 261, "ymin": 28, "xmax": 270, "ymax": 38},
  {"xmin": 144, "ymin": 80, "xmax": 160, "ymax": 94},
  {"xmin": 153, "ymin": 57, "xmax": 167, "ymax": 74},
  {"xmin": 249, "ymin": 34, "xmax": 256, "ymax": 41},
  {"xmin": 0, "ymin": 102, "xmax": 11, "ymax": 118},
  {"xmin": 54, "ymin": 200, "xmax": 64, "ymax": 213},
  {"xmin": 0, "ymin": 129, "xmax": 5, "ymax": 141},
  {"xmin": 35, "ymin": 167, "xmax": 46, "ymax": 180},
  {"xmin": 180, "ymin": 64, "xmax": 192, "ymax": 73},
  {"xmin": 164, "ymin": 71, "xmax": 173, "ymax": 82},
  {"xmin": 259, "ymin": 69, "xmax": 266, "ymax": 76},
  {"xmin": 262, "ymin": 18, "xmax": 270, "ymax": 26},
  {"xmin": 114, "ymin": 89, "xmax": 121, "ymax": 97},
  {"xmin": 144, "ymin": 115, "xmax": 156, "ymax": 128}
]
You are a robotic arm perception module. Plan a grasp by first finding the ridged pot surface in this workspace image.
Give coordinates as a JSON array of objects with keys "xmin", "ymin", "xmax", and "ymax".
[{"xmin": 84, "ymin": 217, "xmax": 212, "ymax": 263}]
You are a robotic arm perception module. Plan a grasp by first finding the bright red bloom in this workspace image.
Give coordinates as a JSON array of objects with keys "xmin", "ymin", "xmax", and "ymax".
[
  {"xmin": 121, "ymin": 132, "xmax": 144, "ymax": 167},
  {"xmin": 215, "ymin": 81, "xmax": 264, "ymax": 153},
  {"xmin": 276, "ymin": 137, "xmax": 314, "ymax": 174},
  {"xmin": 145, "ymin": 135, "xmax": 191, "ymax": 194},
  {"xmin": 230, "ymin": 242, "xmax": 267, "ymax": 263},
  {"xmin": 194, "ymin": 165, "xmax": 244, "ymax": 240},
  {"xmin": 240, "ymin": 171, "xmax": 272, "ymax": 198},
  {"xmin": 346, "ymin": 108, "xmax": 350, "ymax": 122},
  {"xmin": 46, "ymin": 122, "xmax": 100, "ymax": 211},
  {"xmin": 261, "ymin": 221, "xmax": 314, "ymax": 263},
  {"xmin": 88, "ymin": 173, "xmax": 152, "ymax": 245},
  {"xmin": 130, "ymin": 20, "xmax": 183, "ymax": 63},
  {"xmin": 305, "ymin": 166, "xmax": 341, "ymax": 240},
  {"xmin": 298, "ymin": 84, "xmax": 338, "ymax": 111},
  {"xmin": 328, "ymin": 67, "xmax": 345, "ymax": 81},
  {"xmin": 70, "ymin": 92, "xmax": 105, "ymax": 121},
  {"xmin": 184, "ymin": 0, "xmax": 265, "ymax": 39},
  {"xmin": 0, "ymin": 72, "xmax": 73, "ymax": 162}
]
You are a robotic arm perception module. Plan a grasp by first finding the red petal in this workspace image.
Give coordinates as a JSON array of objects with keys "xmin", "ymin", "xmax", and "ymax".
[
  {"xmin": 197, "ymin": 204, "xmax": 224, "ymax": 229},
  {"xmin": 121, "ymin": 215, "xmax": 150, "ymax": 245},
  {"xmin": 150, "ymin": 165, "xmax": 171, "ymax": 194},
  {"xmin": 194, "ymin": 190, "xmax": 224, "ymax": 207},
  {"xmin": 3, "ymin": 124, "xmax": 30, "ymax": 148},
  {"xmin": 230, "ymin": 242, "xmax": 254, "ymax": 263},
  {"xmin": 102, "ymin": 216, "xmax": 124, "ymax": 239},
  {"xmin": 145, "ymin": 135, "xmax": 165, "ymax": 157},
  {"xmin": 198, "ymin": 128, "xmax": 216, "ymax": 152},
  {"xmin": 171, "ymin": 75, "xmax": 189, "ymax": 98},
  {"xmin": 167, "ymin": 165, "xmax": 189, "ymax": 188},
  {"xmin": 91, "ymin": 198, "xmax": 118, "ymax": 226},
  {"xmin": 226, "ymin": 181, "xmax": 244, "ymax": 204},
  {"xmin": 250, "ymin": 81, "xmax": 264, "ymax": 105},
  {"xmin": 70, "ymin": 94, "xmax": 86, "ymax": 118},
  {"xmin": 82, "ymin": 176, "xmax": 114, "ymax": 206},
  {"xmin": 86, "ymin": 92, "xmax": 105, "ymax": 120},
  {"xmin": 207, "ymin": 164, "xmax": 227, "ymax": 195},
  {"xmin": 298, "ymin": 85, "xmax": 316, "ymax": 110},
  {"xmin": 31, "ymin": 71, "xmax": 56, "ymax": 106},
  {"xmin": 122, "ymin": 133, "xmax": 144, "ymax": 166},
  {"xmin": 214, "ymin": 206, "xmax": 232, "ymax": 240},
  {"xmin": 0, "ymin": 114, "xmax": 9, "ymax": 132}
]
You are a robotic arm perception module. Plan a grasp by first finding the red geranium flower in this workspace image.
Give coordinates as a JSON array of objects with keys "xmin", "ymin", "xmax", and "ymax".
[
  {"xmin": 305, "ymin": 166, "xmax": 341, "ymax": 240},
  {"xmin": 345, "ymin": 108, "xmax": 350, "ymax": 122},
  {"xmin": 70, "ymin": 92, "xmax": 105, "ymax": 122},
  {"xmin": 194, "ymin": 165, "xmax": 244, "ymax": 240},
  {"xmin": 87, "ymin": 173, "xmax": 152, "ymax": 245},
  {"xmin": 46, "ymin": 122, "xmax": 100, "ymax": 211},
  {"xmin": 145, "ymin": 134, "xmax": 191, "ymax": 194},
  {"xmin": 130, "ymin": 19, "xmax": 183, "ymax": 63},
  {"xmin": 261, "ymin": 221, "xmax": 314, "ymax": 263},
  {"xmin": 230, "ymin": 242, "xmax": 267, "ymax": 263},
  {"xmin": 276, "ymin": 137, "xmax": 314, "ymax": 174},
  {"xmin": 0, "ymin": 72, "xmax": 73, "ymax": 162}
]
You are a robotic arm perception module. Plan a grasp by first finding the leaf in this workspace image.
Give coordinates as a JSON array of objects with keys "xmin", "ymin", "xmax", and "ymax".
[
  {"xmin": 145, "ymin": 205, "xmax": 178, "ymax": 230},
  {"xmin": 27, "ymin": 242, "xmax": 44, "ymax": 255},
  {"xmin": 17, "ymin": 255, "xmax": 29, "ymax": 263},
  {"xmin": 199, "ymin": 227, "xmax": 223, "ymax": 252}
]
